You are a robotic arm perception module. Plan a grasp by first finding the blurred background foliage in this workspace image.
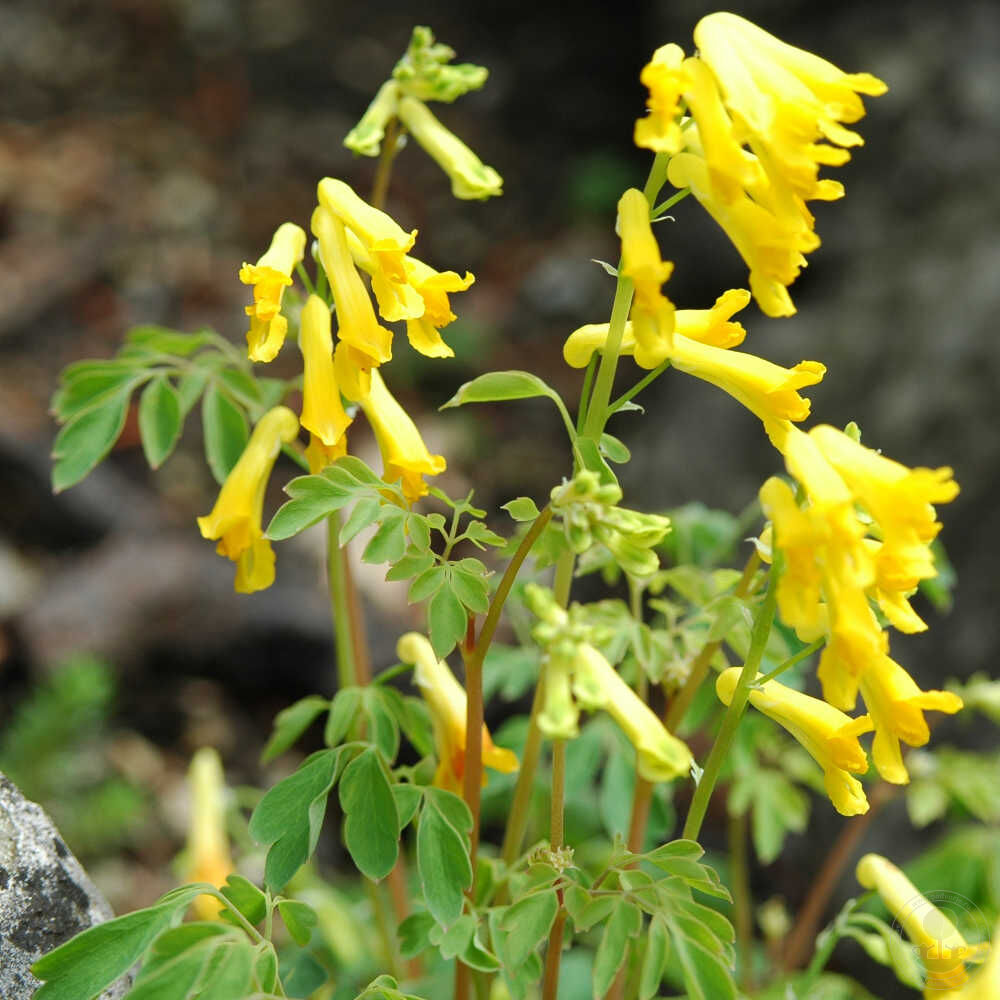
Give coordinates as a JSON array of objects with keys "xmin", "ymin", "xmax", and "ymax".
[{"xmin": 1, "ymin": 0, "xmax": 998, "ymax": 996}]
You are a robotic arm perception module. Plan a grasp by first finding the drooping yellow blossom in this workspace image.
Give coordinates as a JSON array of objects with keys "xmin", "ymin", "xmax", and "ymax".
[
  {"xmin": 397, "ymin": 96, "xmax": 503, "ymax": 200},
  {"xmin": 857, "ymin": 654, "xmax": 963, "ymax": 784},
  {"xmin": 317, "ymin": 177, "xmax": 416, "ymax": 285},
  {"xmin": 857, "ymin": 854, "xmax": 976, "ymax": 994},
  {"xmin": 618, "ymin": 188, "xmax": 675, "ymax": 365},
  {"xmin": 634, "ymin": 43, "xmax": 689, "ymax": 154},
  {"xmin": 562, "ymin": 288, "xmax": 750, "ymax": 368},
  {"xmin": 717, "ymin": 668, "xmax": 871, "ymax": 816},
  {"xmin": 299, "ymin": 295, "xmax": 352, "ymax": 473},
  {"xmin": 344, "ymin": 229, "xmax": 425, "ymax": 324},
  {"xmin": 343, "ymin": 80, "xmax": 401, "ymax": 157},
  {"xmin": 197, "ymin": 406, "xmax": 299, "ymax": 593},
  {"xmin": 693, "ymin": 13, "xmax": 888, "ymax": 202},
  {"xmin": 239, "ymin": 222, "xmax": 307, "ymax": 363},
  {"xmin": 938, "ymin": 924, "xmax": 999, "ymax": 999},
  {"xmin": 358, "ymin": 369, "xmax": 445, "ymax": 502},
  {"xmin": 184, "ymin": 747, "xmax": 233, "ymax": 920},
  {"xmin": 311, "ymin": 206, "xmax": 393, "ymax": 372},
  {"xmin": 396, "ymin": 632, "xmax": 518, "ymax": 793},
  {"xmin": 572, "ymin": 644, "xmax": 692, "ymax": 782},
  {"xmin": 401, "ymin": 255, "xmax": 475, "ymax": 358}
]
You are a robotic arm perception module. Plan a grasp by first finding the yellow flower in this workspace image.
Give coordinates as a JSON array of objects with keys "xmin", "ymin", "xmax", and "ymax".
[
  {"xmin": 618, "ymin": 188, "xmax": 675, "ymax": 365},
  {"xmin": 401, "ymin": 255, "xmax": 475, "ymax": 359},
  {"xmin": 717, "ymin": 668, "xmax": 871, "ymax": 816},
  {"xmin": 939, "ymin": 924, "xmax": 999, "ymax": 999},
  {"xmin": 634, "ymin": 43, "xmax": 688, "ymax": 154},
  {"xmin": 397, "ymin": 96, "xmax": 503, "ymax": 200},
  {"xmin": 299, "ymin": 294, "xmax": 352, "ymax": 473},
  {"xmin": 344, "ymin": 80, "xmax": 401, "ymax": 157},
  {"xmin": 397, "ymin": 633, "xmax": 518, "ymax": 793},
  {"xmin": 856, "ymin": 854, "xmax": 975, "ymax": 994},
  {"xmin": 572, "ymin": 644, "xmax": 692, "ymax": 782},
  {"xmin": 857, "ymin": 654, "xmax": 963, "ymax": 784},
  {"xmin": 197, "ymin": 406, "xmax": 299, "ymax": 593},
  {"xmin": 184, "ymin": 748, "xmax": 233, "ymax": 920},
  {"xmin": 334, "ymin": 341, "xmax": 376, "ymax": 404},
  {"xmin": 311, "ymin": 205, "xmax": 393, "ymax": 370},
  {"xmin": 239, "ymin": 222, "xmax": 306, "ymax": 362},
  {"xmin": 358, "ymin": 369, "xmax": 445, "ymax": 502},
  {"xmin": 693, "ymin": 13, "xmax": 888, "ymax": 202},
  {"xmin": 562, "ymin": 288, "xmax": 750, "ymax": 369},
  {"xmin": 317, "ymin": 177, "xmax": 416, "ymax": 285},
  {"xmin": 538, "ymin": 654, "xmax": 580, "ymax": 741}
]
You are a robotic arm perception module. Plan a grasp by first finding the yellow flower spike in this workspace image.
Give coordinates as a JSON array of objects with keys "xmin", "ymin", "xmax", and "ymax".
[
  {"xmin": 299, "ymin": 294, "xmax": 352, "ymax": 468},
  {"xmin": 239, "ymin": 222, "xmax": 307, "ymax": 363},
  {"xmin": 397, "ymin": 633, "xmax": 518, "ymax": 793},
  {"xmin": 856, "ymin": 854, "xmax": 973, "ymax": 994},
  {"xmin": 572, "ymin": 644, "xmax": 692, "ymax": 782},
  {"xmin": 397, "ymin": 95, "xmax": 503, "ymax": 201},
  {"xmin": 317, "ymin": 177, "xmax": 416, "ymax": 283},
  {"xmin": 693, "ymin": 13, "xmax": 888, "ymax": 202},
  {"xmin": 618, "ymin": 188, "xmax": 675, "ymax": 365},
  {"xmin": 561, "ymin": 289, "xmax": 750, "ymax": 369},
  {"xmin": 311, "ymin": 206, "xmax": 393, "ymax": 368},
  {"xmin": 185, "ymin": 747, "xmax": 233, "ymax": 920},
  {"xmin": 858, "ymin": 654, "xmax": 963, "ymax": 784},
  {"xmin": 634, "ymin": 43, "xmax": 689, "ymax": 155},
  {"xmin": 359, "ymin": 369, "xmax": 446, "ymax": 503},
  {"xmin": 717, "ymin": 668, "xmax": 872, "ymax": 816},
  {"xmin": 197, "ymin": 406, "xmax": 299, "ymax": 593}
]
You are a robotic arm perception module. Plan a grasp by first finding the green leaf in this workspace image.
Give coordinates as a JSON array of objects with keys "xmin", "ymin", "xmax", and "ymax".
[
  {"xmin": 393, "ymin": 783, "xmax": 423, "ymax": 830},
  {"xmin": 593, "ymin": 900, "xmax": 642, "ymax": 997},
  {"xmin": 202, "ymin": 382, "xmax": 249, "ymax": 484},
  {"xmin": 53, "ymin": 369, "xmax": 142, "ymax": 422},
  {"xmin": 398, "ymin": 912, "xmax": 436, "ymax": 959},
  {"xmin": 643, "ymin": 839, "xmax": 704, "ymax": 864},
  {"xmin": 176, "ymin": 371, "xmax": 209, "ymax": 416},
  {"xmin": 137, "ymin": 376, "xmax": 182, "ymax": 468},
  {"xmin": 278, "ymin": 900, "xmax": 319, "ymax": 947},
  {"xmin": 499, "ymin": 889, "xmax": 559, "ymax": 966},
  {"xmin": 461, "ymin": 930, "xmax": 502, "ymax": 973},
  {"xmin": 31, "ymin": 885, "xmax": 204, "ymax": 1000},
  {"xmin": 363, "ymin": 510, "xmax": 408, "ymax": 565},
  {"xmin": 845, "ymin": 914, "xmax": 924, "ymax": 990},
  {"xmin": 450, "ymin": 567, "xmax": 490, "ymax": 614},
  {"xmin": 502, "ymin": 496, "xmax": 541, "ymax": 522},
  {"xmin": 126, "ymin": 325, "xmax": 211, "ymax": 357},
  {"xmin": 268, "ymin": 475, "xmax": 351, "ymax": 539},
  {"xmin": 261, "ymin": 695, "xmax": 329, "ymax": 763},
  {"xmin": 325, "ymin": 687, "xmax": 363, "ymax": 746},
  {"xmin": 417, "ymin": 790, "xmax": 473, "ymax": 926},
  {"xmin": 666, "ymin": 915, "xmax": 737, "ymax": 1000},
  {"xmin": 385, "ymin": 549, "xmax": 436, "ymax": 582},
  {"xmin": 254, "ymin": 946, "xmax": 278, "ymax": 993},
  {"xmin": 219, "ymin": 874, "xmax": 267, "ymax": 927},
  {"xmin": 564, "ymin": 885, "xmax": 616, "ymax": 933},
  {"xmin": 249, "ymin": 749, "xmax": 343, "ymax": 891},
  {"xmin": 406, "ymin": 513, "xmax": 432, "ymax": 551},
  {"xmin": 217, "ymin": 368, "xmax": 262, "ymax": 406},
  {"xmin": 340, "ymin": 496, "xmax": 383, "ymax": 544},
  {"xmin": 462, "ymin": 521, "xmax": 507, "ymax": 549},
  {"xmin": 432, "ymin": 913, "xmax": 476, "ymax": 959},
  {"xmin": 442, "ymin": 371, "xmax": 558, "ymax": 408},
  {"xmin": 599, "ymin": 432, "xmax": 631, "ymax": 464},
  {"xmin": 574, "ymin": 435, "xmax": 618, "ymax": 487},
  {"xmin": 429, "ymin": 583, "xmax": 468, "ymax": 657},
  {"xmin": 51, "ymin": 394, "xmax": 130, "ymax": 493},
  {"xmin": 340, "ymin": 746, "xmax": 399, "ymax": 880},
  {"xmin": 279, "ymin": 949, "xmax": 328, "ymax": 998},
  {"xmin": 363, "ymin": 687, "xmax": 401, "ymax": 761},
  {"xmin": 639, "ymin": 915, "xmax": 670, "ymax": 1000},
  {"xmin": 730, "ymin": 769, "xmax": 809, "ymax": 865},
  {"xmin": 408, "ymin": 564, "xmax": 447, "ymax": 603}
]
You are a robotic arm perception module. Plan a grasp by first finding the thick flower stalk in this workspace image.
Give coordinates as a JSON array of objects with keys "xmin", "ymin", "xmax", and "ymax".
[
  {"xmin": 239, "ymin": 222, "xmax": 307, "ymax": 362},
  {"xmin": 717, "ymin": 668, "xmax": 871, "ymax": 815},
  {"xmin": 184, "ymin": 748, "xmax": 233, "ymax": 920},
  {"xmin": 397, "ymin": 632, "xmax": 518, "ymax": 793},
  {"xmin": 197, "ymin": 406, "xmax": 299, "ymax": 593}
]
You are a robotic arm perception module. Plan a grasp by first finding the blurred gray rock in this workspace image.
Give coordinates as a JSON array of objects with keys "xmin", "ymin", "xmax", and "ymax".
[{"xmin": 0, "ymin": 771, "xmax": 130, "ymax": 999}]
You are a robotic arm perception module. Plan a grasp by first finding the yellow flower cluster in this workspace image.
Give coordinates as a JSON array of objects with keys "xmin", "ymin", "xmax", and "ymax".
[
  {"xmin": 202, "ymin": 178, "xmax": 471, "ymax": 591},
  {"xmin": 634, "ymin": 13, "xmax": 886, "ymax": 316}
]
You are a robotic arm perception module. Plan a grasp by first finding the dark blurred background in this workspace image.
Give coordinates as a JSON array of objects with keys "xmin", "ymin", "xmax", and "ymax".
[{"xmin": 1, "ymin": 0, "xmax": 997, "ymax": 983}]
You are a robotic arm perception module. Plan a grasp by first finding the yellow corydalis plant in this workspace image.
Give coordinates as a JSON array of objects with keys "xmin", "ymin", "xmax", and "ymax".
[
  {"xmin": 397, "ymin": 632, "xmax": 518, "ymax": 793},
  {"xmin": 239, "ymin": 222, "xmax": 307, "ymax": 362},
  {"xmin": 197, "ymin": 406, "xmax": 299, "ymax": 593}
]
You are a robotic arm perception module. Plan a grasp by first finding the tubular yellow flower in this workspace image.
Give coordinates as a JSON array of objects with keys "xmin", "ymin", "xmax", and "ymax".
[
  {"xmin": 856, "ymin": 854, "xmax": 973, "ymax": 994},
  {"xmin": 185, "ymin": 747, "xmax": 233, "ymax": 921},
  {"xmin": 317, "ymin": 177, "xmax": 416, "ymax": 284},
  {"xmin": 717, "ymin": 668, "xmax": 871, "ymax": 816},
  {"xmin": 344, "ymin": 228, "xmax": 425, "ymax": 323},
  {"xmin": 562, "ymin": 288, "xmax": 750, "ymax": 369},
  {"xmin": 618, "ymin": 188, "xmax": 676, "ymax": 365},
  {"xmin": 857, "ymin": 654, "xmax": 963, "ymax": 784},
  {"xmin": 538, "ymin": 654, "xmax": 580, "ymax": 741},
  {"xmin": 197, "ymin": 406, "xmax": 299, "ymax": 593},
  {"xmin": 239, "ymin": 222, "xmax": 307, "ymax": 363},
  {"xmin": 402, "ymin": 255, "xmax": 474, "ymax": 359},
  {"xmin": 634, "ymin": 43, "xmax": 688, "ymax": 154},
  {"xmin": 358, "ymin": 369, "xmax": 445, "ymax": 502},
  {"xmin": 694, "ymin": 13, "xmax": 888, "ymax": 202},
  {"xmin": 299, "ymin": 294, "xmax": 352, "ymax": 472},
  {"xmin": 397, "ymin": 95, "xmax": 503, "ymax": 200},
  {"xmin": 939, "ymin": 925, "xmax": 999, "ymax": 999},
  {"xmin": 572, "ymin": 644, "xmax": 692, "ymax": 782},
  {"xmin": 397, "ymin": 633, "xmax": 518, "ymax": 793},
  {"xmin": 311, "ymin": 206, "xmax": 393, "ymax": 369},
  {"xmin": 343, "ymin": 80, "xmax": 401, "ymax": 157}
]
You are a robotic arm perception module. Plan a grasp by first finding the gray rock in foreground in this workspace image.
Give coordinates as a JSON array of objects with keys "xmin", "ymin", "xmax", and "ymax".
[{"xmin": 0, "ymin": 771, "xmax": 131, "ymax": 999}]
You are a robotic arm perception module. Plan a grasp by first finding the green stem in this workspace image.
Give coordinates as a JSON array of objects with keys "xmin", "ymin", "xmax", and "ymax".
[
  {"xmin": 371, "ymin": 117, "xmax": 402, "ymax": 211},
  {"xmin": 327, "ymin": 512, "xmax": 356, "ymax": 692},
  {"xmin": 608, "ymin": 359, "xmax": 671, "ymax": 415},
  {"xmin": 650, "ymin": 186, "xmax": 690, "ymax": 218},
  {"xmin": 366, "ymin": 879, "xmax": 403, "ymax": 980},
  {"xmin": 576, "ymin": 353, "xmax": 599, "ymax": 434},
  {"xmin": 756, "ymin": 638, "xmax": 823, "ymax": 685},
  {"xmin": 295, "ymin": 262, "xmax": 315, "ymax": 297},
  {"xmin": 582, "ymin": 153, "xmax": 671, "ymax": 441},
  {"xmin": 681, "ymin": 563, "xmax": 778, "ymax": 841},
  {"xmin": 730, "ymin": 810, "xmax": 753, "ymax": 990},
  {"xmin": 500, "ymin": 679, "xmax": 545, "ymax": 869}
]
